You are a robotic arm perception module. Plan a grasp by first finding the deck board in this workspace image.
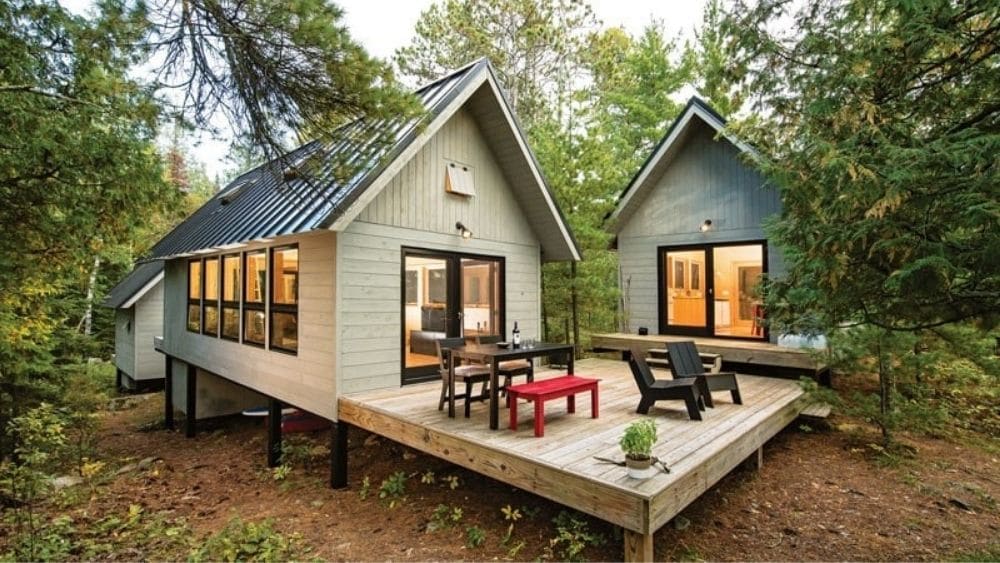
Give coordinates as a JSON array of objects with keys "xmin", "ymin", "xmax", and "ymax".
[
  {"xmin": 339, "ymin": 358, "xmax": 806, "ymax": 536},
  {"xmin": 591, "ymin": 332, "xmax": 826, "ymax": 373}
]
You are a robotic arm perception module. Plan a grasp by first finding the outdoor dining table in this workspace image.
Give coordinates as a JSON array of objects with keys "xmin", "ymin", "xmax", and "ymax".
[{"xmin": 448, "ymin": 341, "xmax": 575, "ymax": 430}]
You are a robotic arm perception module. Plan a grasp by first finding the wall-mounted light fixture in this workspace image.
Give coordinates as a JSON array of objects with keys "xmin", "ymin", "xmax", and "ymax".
[
  {"xmin": 455, "ymin": 221, "xmax": 473, "ymax": 239},
  {"xmin": 700, "ymin": 219, "xmax": 713, "ymax": 232}
]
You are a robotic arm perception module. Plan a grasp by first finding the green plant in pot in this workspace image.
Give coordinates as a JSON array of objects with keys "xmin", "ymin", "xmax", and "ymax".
[{"xmin": 620, "ymin": 419, "xmax": 658, "ymax": 479}]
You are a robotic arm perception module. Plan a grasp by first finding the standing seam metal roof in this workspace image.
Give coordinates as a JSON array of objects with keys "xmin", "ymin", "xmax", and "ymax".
[
  {"xmin": 144, "ymin": 60, "xmax": 483, "ymax": 261},
  {"xmin": 101, "ymin": 261, "xmax": 164, "ymax": 309}
]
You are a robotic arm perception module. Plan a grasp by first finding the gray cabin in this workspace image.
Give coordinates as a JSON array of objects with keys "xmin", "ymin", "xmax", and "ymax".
[
  {"xmin": 102, "ymin": 261, "xmax": 166, "ymax": 390},
  {"xmin": 141, "ymin": 59, "xmax": 580, "ymax": 430},
  {"xmin": 608, "ymin": 98, "xmax": 782, "ymax": 342}
]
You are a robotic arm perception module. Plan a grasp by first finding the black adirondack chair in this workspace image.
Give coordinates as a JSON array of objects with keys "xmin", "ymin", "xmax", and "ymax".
[
  {"xmin": 436, "ymin": 338, "xmax": 492, "ymax": 418},
  {"xmin": 626, "ymin": 347, "xmax": 708, "ymax": 420},
  {"xmin": 476, "ymin": 334, "xmax": 533, "ymax": 400},
  {"xmin": 666, "ymin": 341, "xmax": 743, "ymax": 405}
]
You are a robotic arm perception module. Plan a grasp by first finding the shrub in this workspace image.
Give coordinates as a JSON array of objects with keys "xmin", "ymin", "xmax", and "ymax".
[{"xmin": 189, "ymin": 518, "xmax": 300, "ymax": 562}]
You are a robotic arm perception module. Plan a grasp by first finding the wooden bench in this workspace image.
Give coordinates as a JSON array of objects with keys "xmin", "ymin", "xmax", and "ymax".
[{"xmin": 508, "ymin": 375, "xmax": 600, "ymax": 437}]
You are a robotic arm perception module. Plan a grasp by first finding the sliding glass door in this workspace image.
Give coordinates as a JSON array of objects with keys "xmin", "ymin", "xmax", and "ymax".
[
  {"xmin": 401, "ymin": 249, "xmax": 504, "ymax": 384},
  {"xmin": 659, "ymin": 242, "xmax": 766, "ymax": 340}
]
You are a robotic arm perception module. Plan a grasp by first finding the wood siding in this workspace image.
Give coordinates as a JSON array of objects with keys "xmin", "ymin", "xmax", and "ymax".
[
  {"xmin": 113, "ymin": 308, "xmax": 135, "ymax": 377},
  {"xmin": 339, "ymin": 106, "xmax": 543, "ymax": 394},
  {"xmin": 617, "ymin": 121, "xmax": 783, "ymax": 334},
  {"xmin": 133, "ymin": 281, "xmax": 164, "ymax": 381},
  {"xmin": 161, "ymin": 231, "xmax": 338, "ymax": 419}
]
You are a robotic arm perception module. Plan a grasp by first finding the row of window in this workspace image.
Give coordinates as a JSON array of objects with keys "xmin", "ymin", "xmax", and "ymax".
[{"xmin": 187, "ymin": 246, "xmax": 299, "ymax": 353}]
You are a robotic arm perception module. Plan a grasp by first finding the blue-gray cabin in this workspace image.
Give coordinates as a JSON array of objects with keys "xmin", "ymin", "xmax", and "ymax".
[{"xmin": 608, "ymin": 98, "xmax": 782, "ymax": 342}]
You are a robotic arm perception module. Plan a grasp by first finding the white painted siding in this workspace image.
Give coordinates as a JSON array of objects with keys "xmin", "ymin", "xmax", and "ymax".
[
  {"xmin": 161, "ymin": 230, "xmax": 337, "ymax": 419},
  {"xmin": 618, "ymin": 121, "xmax": 783, "ymax": 336},
  {"xmin": 113, "ymin": 308, "xmax": 135, "ymax": 377},
  {"xmin": 132, "ymin": 281, "xmax": 164, "ymax": 381},
  {"xmin": 338, "ymin": 106, "xmax": 543, "ymax": 394}
]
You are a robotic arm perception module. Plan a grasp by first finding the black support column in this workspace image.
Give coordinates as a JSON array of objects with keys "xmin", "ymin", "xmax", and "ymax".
[
  {"xmin": 330, "ymin": 421, "xmax": 350, "ymax": 489},
  {"xmin": 267, "ymin": 399, "xmax": 283, "ymax": 468},
  {"xmin": 115, "ymin": 368, "xmax": 123, "ymax": 393},
  {"xmin": 185, "ymin": 363, "xmax": 197, "ymax": 438},
  {"xmin": 164, "ymin": 356, "xmax": 174, "ymax": 430}
]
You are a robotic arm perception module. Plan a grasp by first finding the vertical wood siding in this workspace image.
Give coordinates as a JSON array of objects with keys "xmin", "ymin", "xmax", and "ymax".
[
  {"xmin": 618, "ymin": 121, "xmax": 783, "ymax": 334},
  {"xmin": 339, "ymin": 106, "xmax": 542, "ymax": 394},
  {"xmin": 161, "ymin": 231, "xmax": 338, "ymax": 419},
  {"xmin": 113, "ymin": 309, "xmax": 135, "ymax": 377},
  {"xmin": 133, "ymin": 281, "xmax": 165, "ymax": 381}
]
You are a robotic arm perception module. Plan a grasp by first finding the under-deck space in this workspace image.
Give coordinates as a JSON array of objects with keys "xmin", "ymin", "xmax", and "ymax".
[{"xmin": 338, "ymin": 358, "xmax": 808, "ymax": 560}]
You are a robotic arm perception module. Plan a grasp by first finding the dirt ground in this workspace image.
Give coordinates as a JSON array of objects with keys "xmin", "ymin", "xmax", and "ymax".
[{"xmin": 9, "ymin": 389, "xmax": 1000, "ymax": 561}]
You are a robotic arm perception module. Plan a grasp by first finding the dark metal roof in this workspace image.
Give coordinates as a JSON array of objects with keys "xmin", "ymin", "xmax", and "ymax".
[
  {"xmin": 102, "ymin": 261, "xmax": 164, "ymax": 309},
  {"xmin": 144, "ymin": 60, "xmax": 485, "ymax": 261}
]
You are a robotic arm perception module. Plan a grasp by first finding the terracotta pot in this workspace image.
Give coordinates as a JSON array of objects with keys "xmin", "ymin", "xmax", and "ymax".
[{"xmin": 625, "ymin": 455, "xmax": 655, "ymax": 479}]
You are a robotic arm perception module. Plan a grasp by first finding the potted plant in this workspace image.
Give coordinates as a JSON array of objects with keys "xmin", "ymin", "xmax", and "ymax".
[{"xmin": 619, "ymin": 419, "xmax": 658, "ymax": 479}]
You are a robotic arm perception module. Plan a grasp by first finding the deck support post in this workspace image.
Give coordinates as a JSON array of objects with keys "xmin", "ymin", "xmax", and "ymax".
[
  {"xmin": 164, "ymin": 356, "xmax": 174, "ymax": 430},
  {"xmin": 755, "ymin": 445, "xmax": 764, "ymax": 470},
  {"xmin": 267, "ymin": 399, "xmax": 283, "ymax": 468},
  {"xmin": 623, "ymin": 529, "xmax": 653, "ymax": 562},
  {"xmin": 185, "ymin": 363, "xmax": 197, "ymax": 438},
  {"xmin": 330, "ymin": 421, "xmax": 350, "ymax": 489},
  {"xmin": 115, "ymin": 368, "xmax": 123, "ymax": 393}
]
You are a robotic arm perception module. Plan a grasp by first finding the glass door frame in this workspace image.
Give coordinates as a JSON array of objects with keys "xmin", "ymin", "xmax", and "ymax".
[
  {"xmin": 399, "ymin": 247, "xmax": 506, "ymax": 385},
  {"xmin": 656, "ymin": 240, "xmax": 768, "ymax": 341}
]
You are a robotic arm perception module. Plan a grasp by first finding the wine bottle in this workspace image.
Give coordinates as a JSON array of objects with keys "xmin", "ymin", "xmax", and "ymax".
[{"xmin": 512, "ymin": 321, "xmax": 521, "ymax": 348}]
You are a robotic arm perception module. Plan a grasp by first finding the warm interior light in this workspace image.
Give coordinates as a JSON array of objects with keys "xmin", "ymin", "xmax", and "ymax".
[
  {"xmin": 456, "ymin": 221, "xmax": 473, "ymax": 239},
  {"xmin": 700, "ymin": 219, "xmax": 713, "ymax": 232}
]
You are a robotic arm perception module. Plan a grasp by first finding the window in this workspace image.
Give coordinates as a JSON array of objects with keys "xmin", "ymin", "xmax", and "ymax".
[
  {"xmin": 187, "ymin": 260, "xmax": 202, "ymax": 332},
  {"xmin": 270, "ymin": 246, "xmax": 298, "ymax": 353},
  {"xmin": 203, "ymin": 257, "xmax": 220, "ymax": 337},
  {"xmin": 244, "ymin": 251, "xmax": 267, "ymax": 346},
  {"xmin": 221, "ymin": 254, "xmax": 241, "ymax": 340}
]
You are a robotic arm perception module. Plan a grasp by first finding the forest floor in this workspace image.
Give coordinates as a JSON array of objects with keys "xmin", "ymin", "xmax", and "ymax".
[{"xmin": 3, "ymin": 377, "xmax": 998, "ymax": 561}]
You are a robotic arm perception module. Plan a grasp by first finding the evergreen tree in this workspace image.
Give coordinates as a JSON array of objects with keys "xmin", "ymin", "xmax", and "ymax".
[{"xmin": 726, "ymin": 0, "xmax": 1000, "ymax": 442}]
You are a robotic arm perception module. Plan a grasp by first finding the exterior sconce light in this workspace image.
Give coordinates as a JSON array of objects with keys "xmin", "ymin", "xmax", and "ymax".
[
  {"xmin": 456, "ymin": 221, "xmax": 473, "ymax": 239},
  {"xmin": 700, "ymin": 219, "xmax": 713, "ymax": 232}
]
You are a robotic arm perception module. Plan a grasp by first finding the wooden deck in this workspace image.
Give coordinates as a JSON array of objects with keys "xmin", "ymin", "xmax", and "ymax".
[
  {"xmin": 338, "ymin": 358, "xmax": 808, "ymax": 561},
  {"xmin": 591, "ymin": 332, "xmax": 828, "ymax": 376}
]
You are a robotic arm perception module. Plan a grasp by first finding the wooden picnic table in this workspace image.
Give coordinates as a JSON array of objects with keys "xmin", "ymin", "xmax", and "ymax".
[{"xmin": 450, "ymin": 342, "xmax": 575, "ymax": 430}]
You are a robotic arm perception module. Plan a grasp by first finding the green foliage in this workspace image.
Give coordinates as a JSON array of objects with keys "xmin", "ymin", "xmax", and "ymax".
[
  {"xmin": 725, "ymin": 0, "xmax": 999, "ymax": 445},
  {"xmin": 419, "ymin": 470, "xmax": 436, "ymax": 484},
  {"xmin": 378, "ymin": 471, "xmax": 408, "ymax": 507},
  {"xmin": 465, "ymin": 525, "xmax": 486, "ymax": 548},
  {"xmin": 619, "ymin": 419, "xmax": 657, "ymax": 459},
  {"xmin": 396, "ymin": 0, "xmax": 597, "ymax": 127},
  {"xmin": 545, "ymin": 511, "xmax": 605, "ymax": 562},
  {"xmin": 189, "ymin": 518, "xmax": 301, "ymax": 563},
  {"xmin": 828, "ymin": 325, "xmax": 1000, "ymax": 444},
  {"xmin": 0, "ymin": 0, "xmax": 174, "ymax": 456},
  {"xmin": 727, "ymin": 1, "xmax": 999, "ymax": 334},
  {"xmin": 0, "ymin": 404, "xmax": 66, "ymax": 561},
  {"xmin": 500, "ymin": 504, "xmax": 522, "ymax": 545},
  {"xmin": 426, "ymin": 504, "xmax": 463, "ymax": 532}
]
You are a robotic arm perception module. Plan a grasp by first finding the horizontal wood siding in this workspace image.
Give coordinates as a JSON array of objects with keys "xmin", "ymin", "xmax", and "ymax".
[
  {"xmin": 133, "ymin": 281, "xmax": 164, "ymax": 381},
  {"xmin": 340, "ymin": 104, "xmax": 543, "ymax": 394},
  {"xmin": 113, "ymin": 308, "xmax": 135, "ymax": 377},
  {"xmin": 338, "ymin": 222, "xmax": 540, "ymax": 394},
  {"xmin": 161, "ymin": 231, "xmax": 338, "ymax": 419},
  {"xmin": 618, "ymin": 121, "xmax": 783, "ymax": 335}
]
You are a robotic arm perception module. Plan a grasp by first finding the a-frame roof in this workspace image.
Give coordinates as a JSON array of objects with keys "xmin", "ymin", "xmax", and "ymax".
[
  {"xmin": 607, "ymin": 97, "xmax": 756, "ymax": 232},
  {"xmin": 145, "ymin": 59, "xmax": 580, "ymax": 262},
  {"xmin": 102, "ymin": 261, "xmax": 164, "ymax": 309}
]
